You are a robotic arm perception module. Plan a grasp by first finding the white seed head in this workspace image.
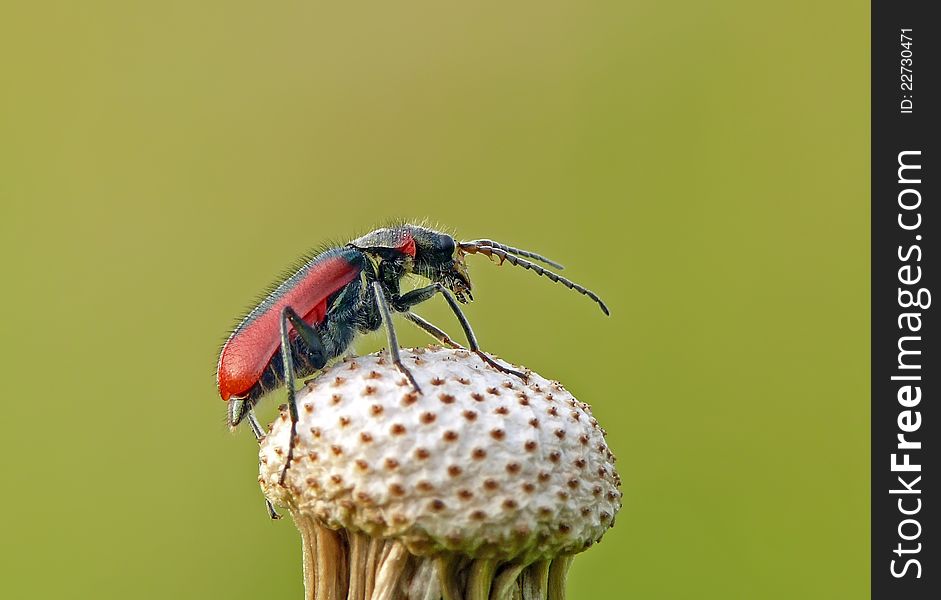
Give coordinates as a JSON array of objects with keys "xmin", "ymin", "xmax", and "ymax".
[{"xmin": 259, "ymin": 347, "xmax": 621, "ymax": 563}]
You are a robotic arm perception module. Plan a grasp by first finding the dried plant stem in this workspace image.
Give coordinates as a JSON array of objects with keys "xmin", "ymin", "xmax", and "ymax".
[{"xmin": 288, "ymin": 513, "xmax": 576, "ymax": 600}]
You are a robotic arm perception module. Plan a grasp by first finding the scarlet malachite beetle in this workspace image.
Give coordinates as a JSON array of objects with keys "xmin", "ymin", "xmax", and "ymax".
[{"xmin": 216, "ymin": 224, "xmax": 608, "ymax": 516}]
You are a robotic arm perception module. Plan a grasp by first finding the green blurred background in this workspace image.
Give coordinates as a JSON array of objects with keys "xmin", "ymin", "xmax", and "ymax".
[{"xmin": 0, "ymin": 1, "xmax": 869, "ymax": 598}]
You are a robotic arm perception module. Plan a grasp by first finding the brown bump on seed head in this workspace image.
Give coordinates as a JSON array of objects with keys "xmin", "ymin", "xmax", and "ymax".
[
  {"xmin": 420, "ymin": 412, "xmax": 437, "ymax": 424},
  {"xmin": 384, "ymin": 458, "xmax": 399, "ymax": 470},
  {"xmin": 472, "ymin": 448, "xmax": 487, "ymax": 460},
  {"xmin": 397, "ymin": 378, "xmax": 408, "ymax": 387},
  {"xmin": 304, "ymin": 403, "xmax": 313, "ymax": 413},
  {"xmin": 417, "ymin": 481, "xmax": 434, "ymax": 493},
  {"xmin": 538, "ymin": 472, "xmax": 551, "ymax": 482},
  {"xmin": 414, "ymin": 448, "xmax": 430, "ymax": 460},
  {"xmin": 548, "ymin": 407, "xmax": 559, "ymax": 417},
  {"xmin": 429, "ymin": 499, "xmax": 446, "ymax": 512},
  {"xmin": 443, "ymin": 430, "xmax": 459, "ymax": 442},
  {"xmin": 369, "ymin": 404, "xmax": 384, "ymax": 417},
  {"xmin": 331, "ymin": 394, "xmax": 342, "ymax": 405},
  {"xmin": 448, "ymin": 465, "xmax": 462, "ymax": 477},
  {"xmin": 559, "ymin": 523, "xmax": 571, "ymax": 534},
  {"xmin": 600, "ymin": 511, "xmax": 611, "ymax": 522},
  {"xmin": 574, "ymin": 458, "xmax": 586, "ymax": 469},
  {"xmin": 392, "ymin": 513, "xmax": 408, "ymax": 525},
  {"xmin": 390, "ymin": 423, "xmax": 406, "ymax": 436},
  {"xmin": 367, "ymin": 370, "xmax": 382, "ymax": 379},
  {"xmin": 431, "ymin": 377, "xmax": 445, "ymax": 386},
  {"xmin": 557, "ymin": 491, "xmax": 569, "ymax": 501},
  {"xmin": 506, "ymin": 463, "xmax": 521, "ymax": 475},
  {"xmin": 458, "ymin": 489, "xmax": 473, "ymax": 501},
  {"xmin": 331, "ymin": 445, "xmax": 343, "ymax": 456},
  {"xmin": 495, "ymin": 406, "xmax": 509, "ymax": 415},
  {"xmin": 490, "ymin": 428, "xmax": 505, "ymax": 441},
  {"xmin": 581, "ymin": 507, "xmax": 592, "ymax": 517},
  {"xmin": 305, "ymin": 477, "xmax": 317, "ymax": 488},
  {"xmin": 360, "ymin": 432, "xmax": 373, "ymax": 443},
  {"xmin": 330, "ymin": 474, "xmax": 343, "ymax": 485},
  {"xmin": 355, "ymin": 460, "xmax": 369, "ymax": 472},
  {"xmin": 592, "ymin": 486, "xmax": 603, "ymax": 496},
  {"xmin": 580, "ymin": 435, "xmax": 590, "ymax": 446},
  {"xmin": 363, "ymin": 386, "xmax": 376, "ymax": 396},
  {"xmin": 570, "ymin": 411, "xmax": 580, "ymax": 421},
  {"xmin": 456, "ymin": 377, "xmax": 470, "ymax": 385},
  {"xmin": 439, "ymin": 393, "xmax": 455, "ymax": 404},
  {"xmin": 376, "ymin": 356, "xmax": 386, "ymax": 365},
  {"xmin": 347, "ymin": 361, "xmax": 358, "ymax": 370},
  {"xmin": 487, "ymin": 387, "xmax": 500, "ymax": 396},
  {"xmin": 308, "ymin": 451, "xmax": 319, "ymax": 462},
  {"xmin": 502, "ymin": 499, "xmax": 518, "ymax": 510},
  {"xmin": 567, "ymin": 479, "xmax": 579, "ymax": 489},
  {"xmin": 471, "ymin": 393, "xmax": 484, "ymax": 402},
  {"xmin": 524, "ymin": 440, "xmax": 537, "ymax": 452},
  {"xmin": 483, "ymin": 479, "xmax": 499, "ymax": 491},
  {"xmin": 463, "ymin": 410, "xmax": 478, "ymax": 422},
  {"xmin": 522, "ymin": 482, "xmax": 536, "ymax": 493},
  {"xmin": 548, "ymin": 451, "xmax": 561, "ymax": 463},
  {"xmin": 502, "ymin": 381, "xmax": 514, "ymax": 389},
  {"xmin": 554, "ymin": 429, "xmax": 566, "ymax": 440},
  {"xmin": 402, "ymin": 392, "xmax": 419, "ymax": 406},
  {"xmin": 389, "ymin": 483, "xmax": 405, "ymax": 496},
  {"xmin": 607, "ymin": 491, "xmax": 619, "ymax": 501},
  {"xmin": 332, "ymin": 377, "xmax": 345, "ymax": 387},
  {"xmin": 515, "ymin": 525, "xmax": 531, "ymax": 538},
  {"xmin": 339, "ymin": 416, "xmax": 351, "ymax": 427},
  {"xmin": 310, "ymin": 427, "xmax": 322, "ymax": 438},
  {"xmin": 470, "ymin": 510, "xmax": 487, "ymax": 521},
  {"xmin": 529, "ymin": 418, "xmax": 540, "ymax": 428}
]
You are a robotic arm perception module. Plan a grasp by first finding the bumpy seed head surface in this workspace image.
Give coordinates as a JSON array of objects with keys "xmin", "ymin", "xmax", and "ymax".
[{"xmin": 259, "ymin": 346, "xmax": 621, "ymax": 561}]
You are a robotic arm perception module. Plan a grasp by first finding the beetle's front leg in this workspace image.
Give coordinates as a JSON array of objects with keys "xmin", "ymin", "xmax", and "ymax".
[
  {"xmin": 372, "ymin": 281, "xmax": 422, "ymax": 393},
  {"xmin": 396, "ymin": 284, "xmax": 527, "ymax": 381},
  {"xmin": 403, "ymin": 311, "xmax": 464, "ymax": 350}
]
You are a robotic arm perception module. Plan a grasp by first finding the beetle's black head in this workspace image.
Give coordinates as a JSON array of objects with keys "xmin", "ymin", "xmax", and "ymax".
[{"xmin": 408, "ymin": 226, "xmax": 473, "ymax": 302}]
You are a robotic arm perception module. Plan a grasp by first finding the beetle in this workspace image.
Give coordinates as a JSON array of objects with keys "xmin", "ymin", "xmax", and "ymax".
[{"xmin": 216, "ymin": 223, "xmax": 608, "ymax": 516}]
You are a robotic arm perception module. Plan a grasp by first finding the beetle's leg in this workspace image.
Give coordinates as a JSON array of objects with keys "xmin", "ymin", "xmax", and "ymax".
[
  {"xmin": 247, "ymin": 410, "xmax": 282, "ymax": 520},
  {"xmin": 372, "ymin": 281, "xmax": 421, "ymax": 393},
  {"xmin": 277, "ymin": 306, "xmax": 328, "ymax": 486},
  {"xmin": 396, "ymin": 284, "xmax": 527, "ymax": 381},
  {"xmin": 403, "ymin": 311, "xmax": 464, "ymax": 350}
]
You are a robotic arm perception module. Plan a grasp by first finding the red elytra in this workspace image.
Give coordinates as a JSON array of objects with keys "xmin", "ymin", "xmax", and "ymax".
[{"xmin": 216, "ymin": 255, "xmax": 362, "ymax": 401}]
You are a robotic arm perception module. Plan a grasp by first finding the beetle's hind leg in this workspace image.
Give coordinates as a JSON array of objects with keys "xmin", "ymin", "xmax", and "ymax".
[
  {"xmin": 246, "ymin": 410, "xmax": 282, "ymax": 520},
  {"xmin": 277, "ymin": 306, "xmax": 329, "ymax": 487}
]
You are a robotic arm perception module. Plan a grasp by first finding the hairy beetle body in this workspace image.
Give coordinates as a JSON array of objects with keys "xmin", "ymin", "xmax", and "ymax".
[{"xmin": 216, "ymin": 223, "xmax": 608, "ymax": 502}]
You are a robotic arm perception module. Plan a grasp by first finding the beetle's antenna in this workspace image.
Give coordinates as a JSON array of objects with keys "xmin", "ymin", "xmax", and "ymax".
[
  {"xmin": 459, "ymin": 243, "xmax": 609, "ymax": 315},
  {"xmin": 461, "ymin": 239, "xmax": 565, "ymax": 270}
]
